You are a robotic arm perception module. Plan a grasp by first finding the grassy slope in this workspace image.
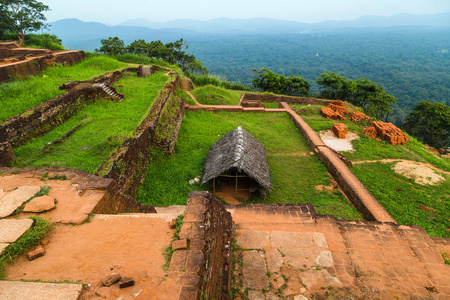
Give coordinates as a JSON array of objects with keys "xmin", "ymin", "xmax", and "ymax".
[
  {"xmin": 191, "ymin": 85, "xmax": 241, "ymax": 105},
  {"xmin": 352, "ymin": 163, "xmax": 450, "ymax": 237},
  {"xmin": 0, "ymin": 57, "xmax": 128, "ymax": 122},
  {"xmin": 136, "ymin": 110, "xmax": 362, "ymax": 220},
  {"xmin": 14, "ymin": 71, "xmax": 168, "ymax": 173}
]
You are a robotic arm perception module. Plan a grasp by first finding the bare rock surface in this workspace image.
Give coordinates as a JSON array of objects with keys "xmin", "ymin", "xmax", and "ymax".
[
  {"xmin": 0, "ymin": 243, "xmax": 8, "ymax": 255},
  {"xmin": 0, "ymin": 186, "xmax": 40, "ymax": 217},
  {"xmin": 23, "ymin": 195, "xmax": 55, "ymax": 213},
  {"xmin": 0, "ymin": 190, "xmax": 6, "ymax": 199},
  {"xmin": 0, "ymin": 218, "xmax": 33, "ymax": 243},
  {"xmin": 0, "ymin": 281, "xmax": 83, "ymax": 300}
]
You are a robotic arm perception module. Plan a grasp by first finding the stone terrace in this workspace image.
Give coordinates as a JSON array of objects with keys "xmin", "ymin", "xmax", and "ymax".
[{"xmin": 230, "ymin": 203, "xmax": 450, "ymax": 299}]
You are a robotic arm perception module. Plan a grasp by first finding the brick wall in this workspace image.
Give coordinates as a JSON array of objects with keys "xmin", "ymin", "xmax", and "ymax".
[
  {"xmin": 99, "ymin": 74, "xmax": 184, "ymax": 210},
  {"xmin": 284, "ymin": 107, "xmax": 396, "ymax": 223},
  {"xmin": 2, "ymin": 68, "xmax": 136, "ymax": 147},
  {"xmin": 0, "ymin": 50, "xmax": 85, "ymax": 83},
  {"xmin": 242, "ymin": 93, "xmax": 332, "ymax": 105},
  {"xmin": 169, "ymin": 191, "xmax": 233, "ymax": 300}
]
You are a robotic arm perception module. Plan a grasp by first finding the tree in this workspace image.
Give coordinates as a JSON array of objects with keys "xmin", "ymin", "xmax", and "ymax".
[
  {"xmin": 252, "ymin": 68, "xmax": 310, "ymax": 96},
  {"xmin": 126, "ymin": 39, "xmax": 150, "ymax": 56},
  {"xmin": 402, "ymin": 101, "xmax": 450, "ymax": 148},
  {"xmin": 0, "ymin": 0, "xmax": 50, "ymax": 46},
  {"xmin": 95, "ymin": 36, "xmax": 125, "ymax": 56}
]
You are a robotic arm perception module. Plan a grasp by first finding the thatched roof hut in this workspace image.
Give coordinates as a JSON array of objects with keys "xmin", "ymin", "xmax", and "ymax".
[{"xmin": 202, "ymin": 127, "xmax": 272, "ymax": 195}]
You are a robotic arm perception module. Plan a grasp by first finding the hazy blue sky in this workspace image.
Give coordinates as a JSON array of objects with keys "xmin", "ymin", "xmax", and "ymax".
[{"xmin": 41, "ymin": 0, "xmax": 450, "ymax": 24}]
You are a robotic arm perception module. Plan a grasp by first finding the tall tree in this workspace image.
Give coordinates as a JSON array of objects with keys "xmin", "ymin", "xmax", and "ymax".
[
  {"xmin": 402, "ymin": 101, "xmax": 450, "ymax": 148},
  {"xmin": 95, "ymin": 36, "xmax": 125, "ymax": 56},
  {"xmin": 0, "ymin": 0, "xmax": 50, "ymax": 46}
]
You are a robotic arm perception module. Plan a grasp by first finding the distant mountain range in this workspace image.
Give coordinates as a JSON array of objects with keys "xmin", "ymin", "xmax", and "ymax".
[
  {"xmin": 47, "ymin": 12, "xmax": 450, "ymax": 51},
  {"xmin": 116, "ymin": 12, "xmax": 450, "ymax": 32}
]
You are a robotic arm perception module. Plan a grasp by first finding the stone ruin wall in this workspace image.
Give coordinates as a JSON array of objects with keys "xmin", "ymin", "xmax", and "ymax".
[
  {"xmin": 97, "ymin": 74, "xmax": 184, "ymax": 213},
  {"xmin": 0, "ymin": 50, "xmax": 86, "ymax": 83},
  {"xmin": 1, "ymin": 67, "xmax": 185, "ymax": 214},
  {"xmin": 168, "ymin": 191, "xmax": 233, "ymax": 300},
  {"xmin": 1, "ymin": 68, "xmax": 136, "ymax": 149},
  {"xmin": 242, "ymin": 93, "xmax": 332, "ymax": 106},
  {"xmin": 283, "ymin": 103, "xmax": 396, "ymax": 223}
]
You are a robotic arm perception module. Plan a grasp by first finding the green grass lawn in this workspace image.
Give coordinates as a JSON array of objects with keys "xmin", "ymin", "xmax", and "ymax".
[
  {"xmin": 1, "ymin": 56, "xmax": 129, "ymax": 122},
  {"xmin": 14, "ymin": 71, "xmax": 169, "ymax": 173},
  {"xmin": 351, "ymin": 162, "xmax": 450, "ymax": 237},
  {"xmin": 191, "ymin": 85, "xmax": 241, "ymax": 105},
  {"xmin": 136, "ymin": 110, "xmax": 362, "ymax": 220}
]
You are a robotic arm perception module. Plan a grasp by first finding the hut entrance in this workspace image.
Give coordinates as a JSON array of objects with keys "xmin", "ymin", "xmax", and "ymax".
[{"xmin": 212, "ymin": 169, "xmax": 259, "ymax": 204}]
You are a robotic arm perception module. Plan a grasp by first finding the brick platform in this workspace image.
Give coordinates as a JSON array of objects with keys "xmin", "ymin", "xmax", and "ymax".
[{"xmin": 230, "ymin": 204, "xmax": 450, "ymax": 299}]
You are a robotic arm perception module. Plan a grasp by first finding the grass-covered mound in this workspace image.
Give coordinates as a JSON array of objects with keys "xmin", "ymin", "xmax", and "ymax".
[
  {"xmin": 136, "ymin": 110, "xmax": 362, "ymax": 220},
  {"xmin": 14, "ymin": 71, "xmax": 169, "ymax": 173},
  {"xmin": 191, "ymin": 85, "xmax": 242, "ymax": 105},
  {"xmin": 0, "ymin": 56, "xmax": 128, "ymax": 122}
]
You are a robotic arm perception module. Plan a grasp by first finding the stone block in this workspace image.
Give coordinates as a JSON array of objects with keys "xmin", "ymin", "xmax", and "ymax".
[
  {"xmin": 0, "ymin": 218, "xmax": 33, "ymax": 243},
  {"xmin": 0, "ymin": 186, "xmax": 41, "ymax": 218},
  {"xmin": 190, "ymin": 239, "xmax": 205, "ymax": 250},
  {"xmin": 242, "ymin": 251, "xmax": 269, "ymax": 289},
  {"xmin": 27, "ymin": 245, "xmax": 45, "ymax": 260},
  {"xmin": 179, "ymin": 286, "xmax": 200, "ymax": 300},
  {"xmin": 23, "ymin": 195, "xmax": 55, "ymax": 213},
  {"xmin": 118, "ymin": 277, "xmax": 134, "ymax": 288},
  {"xmin": 101, "ymin": 273, "xmax": 121, "ymax": 286},
  {"xmin": 172, "ymin": 239, "xmax": 188, "ymax": 250},
  {"xmin": 0, "ymin": 281, "xmax": 83, "ymax": 300},
  {"xmin": 186, "ymin": 250, "xmax": 204, "ymax": 274},
  {"xmin": 169, "ymin": 250, "xmax": 187, "ymax": 272},
  {"xmin": 179, "ymin": 274, "xmax": 201, "ymax": 287}
]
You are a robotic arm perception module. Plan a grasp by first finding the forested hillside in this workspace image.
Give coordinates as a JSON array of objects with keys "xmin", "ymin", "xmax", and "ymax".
[{"xmin": 187, "ymin": 28, "xmax": 450, "ymax": 124}]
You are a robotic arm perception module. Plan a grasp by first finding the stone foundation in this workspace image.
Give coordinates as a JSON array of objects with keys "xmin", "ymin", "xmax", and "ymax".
[{"xmin": 169, "ymin": 191, "xmax": 233, "ymax": 300}]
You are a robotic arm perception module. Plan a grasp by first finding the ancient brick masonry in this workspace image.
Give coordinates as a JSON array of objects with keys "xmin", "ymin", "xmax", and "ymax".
[
  {"xmin": 363, "ymin": 121, "xmax": 410, "ymax": 145},
  {"xmin": 331, "ymin": 123, "xmax": 348, "ymax": 139},
  {"xmin": 169, "ymin": 191, "xmax": 233, "ymax": 300},
  {"xmin": 242, "ymin": 93, "xmax": 332, "ymax": 106},
  {"xmin": 2, "ymin": 68, "xmax": 138, "ymax": 147},
  {"xmin": 98, "ymin": 74, "xmax": 183, "ymax": 212},
  {"xmin": 241, "ymin": 100, "xmax": 264, "ymax": 108},
  {"xmin": 0, "ymin": 126, "xmax": 15, "ymax": 167}
]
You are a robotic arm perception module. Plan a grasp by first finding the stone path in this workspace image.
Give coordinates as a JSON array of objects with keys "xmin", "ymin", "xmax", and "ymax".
[
  {"xmin": 0, "ymin": 186, "xmax": 40, "ymax": 218},
  {"xmin": 0, "ymin": 219, "xmax": 33, "ymax": 255},
  {"xmin": 0, "ymin": 281, "xmax": 83, "ymax": 300},
  {"xmin": 230, "ymin": 204, "xmax": 450, "ymax": 299}
]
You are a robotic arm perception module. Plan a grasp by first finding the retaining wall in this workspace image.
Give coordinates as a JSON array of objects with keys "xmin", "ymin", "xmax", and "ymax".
[
  {"xmin": 283, "ymin": 104, "xmax": 396, "ymax": 223},
  {"xmin": 98, "ymin": 74, "xmax": 184, "ymax": 210},
  {"xmin": 0, "ymin": 50, "xmax": 85, "ymax": 83},
  {"xmin": 169, "ymin": 191, "xmax": 233, "ymax": 300},
  {"xmin": 1, "ymin": 68, "xmax": 136, "ymax": 147},
  {"xmin": 242, "ymin": 93, "xmax": 332, "ymax": 105}
]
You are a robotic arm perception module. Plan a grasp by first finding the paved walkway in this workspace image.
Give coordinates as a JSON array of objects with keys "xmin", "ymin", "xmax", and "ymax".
[{"xmin": 230, "ymin": 204, "xmax": 450, "ymax": 299}]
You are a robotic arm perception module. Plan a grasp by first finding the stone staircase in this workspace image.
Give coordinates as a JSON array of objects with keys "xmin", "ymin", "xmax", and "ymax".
[{"xmin": 93, "ymin": 83, "xmax": 124, "ymax": 102}]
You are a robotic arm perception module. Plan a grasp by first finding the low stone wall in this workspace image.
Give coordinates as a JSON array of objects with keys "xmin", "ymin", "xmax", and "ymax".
[
  {"xmin": 2, "ymin": 87, "xmax": 101, "ymax": 147},
  {"xmin": 0, "ymin": 127, "xmax": 15, "ymax": 167},
  {"xmin": 169, "ymin": 191, "xmax": 233, "ymax": 300},
  {"xmin": 0, "ymin": 50, "xmax": 85, "ymax": 83},
  {"xmin": 284, "ymin": 106, "xmax": 396, "ymax": 223},
  {"xmin": 242, "ymin": 93, "xmax": 332, "ymax": 105},
  {"xmin": 2, "ymin": 68, "xmax": 137, "ymax": 147}
]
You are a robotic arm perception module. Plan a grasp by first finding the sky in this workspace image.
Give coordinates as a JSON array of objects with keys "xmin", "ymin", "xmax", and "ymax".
[{"xmin": 41, "ymin": 0, "xmax": 450, "ymax": 24}]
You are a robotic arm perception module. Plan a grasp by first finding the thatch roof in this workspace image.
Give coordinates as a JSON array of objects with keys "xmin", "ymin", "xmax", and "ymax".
[{"xmin": 202, "ymin": 127, "xmax": 272, "ymax": 189}]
